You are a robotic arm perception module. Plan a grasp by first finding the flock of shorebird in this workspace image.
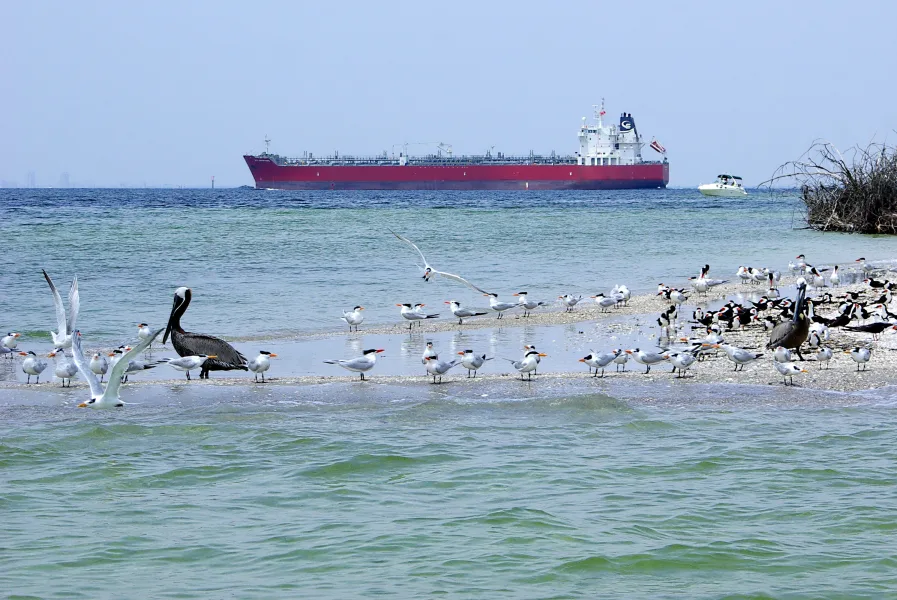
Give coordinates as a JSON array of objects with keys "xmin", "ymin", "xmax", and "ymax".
[{"xmin": 1, "ymin": 234, "xmax": 892, "ymax": 407}]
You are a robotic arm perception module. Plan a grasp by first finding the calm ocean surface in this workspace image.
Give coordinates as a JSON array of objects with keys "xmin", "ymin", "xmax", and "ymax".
[{"xmin": 2, "ymin": 188, "xmax": 897, "ymax": 597}]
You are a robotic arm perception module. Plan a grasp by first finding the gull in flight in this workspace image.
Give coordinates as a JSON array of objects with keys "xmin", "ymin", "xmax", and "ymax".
[
  {"xmin": 390, "ymin": 230, "xmax": 491, "ymax": 294},
  {"xmin": 42, "ymin": 269, "xmax": 79, "ymax": 349},
  {"xmin": 72, "ymin": 327, "xmax": 163, "ymax": 408}
]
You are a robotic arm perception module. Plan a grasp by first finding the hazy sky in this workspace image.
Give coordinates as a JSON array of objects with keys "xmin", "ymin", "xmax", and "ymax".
[{"xmin": 3, "ymin": 1, "xmax": 895, "ymax": 188}]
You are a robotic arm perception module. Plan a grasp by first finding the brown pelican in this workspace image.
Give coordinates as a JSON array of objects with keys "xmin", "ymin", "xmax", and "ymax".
[
  {"xmin": 162, "ymin": 287, "xmax": 247, "ymax": 378},
  {"xmin": 767, "ymin": 283, "xmax": 809, "ymax": 359}
]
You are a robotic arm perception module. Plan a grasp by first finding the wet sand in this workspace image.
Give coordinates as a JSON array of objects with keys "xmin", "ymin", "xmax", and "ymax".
[{"xmin": 3, "ymin": 271, "xmax": 896, "ymax": 398}]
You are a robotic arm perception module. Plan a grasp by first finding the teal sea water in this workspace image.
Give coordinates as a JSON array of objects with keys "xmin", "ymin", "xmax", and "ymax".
[{"xmin": 2, "ymin": 189, "xmax": 897, "ymax": 597}]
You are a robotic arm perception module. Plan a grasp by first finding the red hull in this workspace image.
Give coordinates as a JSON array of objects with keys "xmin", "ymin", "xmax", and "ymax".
[{"xmin": 244, "ymin": 156, "xmax": 669, "ymax": 190}]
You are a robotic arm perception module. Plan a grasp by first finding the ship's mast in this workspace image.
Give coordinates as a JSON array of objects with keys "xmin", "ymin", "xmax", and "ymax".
[
  {"xmin": 593, "ymin": 98, "xmax": 606, "ymax": 128},
  {"xmin": 264, "ymin": 135, "xmax": 271, "ymax": 154}
]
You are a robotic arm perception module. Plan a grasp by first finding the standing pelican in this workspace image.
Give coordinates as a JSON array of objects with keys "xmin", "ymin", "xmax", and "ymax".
[
  {"xmin": 767, "ymin": 283, "xmax": 809, "ymax": 360},
  {"xmin": 162, "ymin": 287, "xmax": 248, "ymax": 378},
  {"xmin": 42, "ymin": 269, "xmax": 79, "ymax": 349},
  {"xmin": 72, "ymin": 328, "xmax": 163, "ymax": 408}
]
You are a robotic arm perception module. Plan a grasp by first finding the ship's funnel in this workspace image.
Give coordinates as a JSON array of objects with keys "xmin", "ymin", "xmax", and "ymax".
[{"xmin": 619, "ymin": 113, "xmax": 636, "ymax": 134}]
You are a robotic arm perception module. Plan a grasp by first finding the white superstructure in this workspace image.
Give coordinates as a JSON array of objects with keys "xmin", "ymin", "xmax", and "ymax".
[{"xmin": 577, "ymin": 100, "xmax": 644, "ymax": 166}]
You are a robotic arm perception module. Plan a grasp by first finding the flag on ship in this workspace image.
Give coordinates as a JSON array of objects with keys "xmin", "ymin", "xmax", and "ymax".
[{"xmin": 650, "ymin": 139, "xmax": 666, "ymax": 154}]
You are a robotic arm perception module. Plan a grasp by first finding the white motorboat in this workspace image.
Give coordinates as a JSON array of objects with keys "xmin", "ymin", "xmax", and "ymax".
[{"xmin": 698, "ymin": 174, "xmax": 747, "ymax": 197}]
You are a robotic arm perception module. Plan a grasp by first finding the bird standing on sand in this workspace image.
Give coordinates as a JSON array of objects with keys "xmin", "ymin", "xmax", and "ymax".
[
  {"xmin": 628, "ymin": 348, "xmax": 668, "ymax": 374},
  {"xmin": 52, "ymin": 349, "xmax": 78, "ymax": 387},
  {"xmin": 445, "ymin": 300, "xmax": 488, "ymax": 325},
  {"xmin": 163, "ymin": 287, "xmax": 248, "ymax": 378},
  {"xmin": 424, "ymin": 355, "xmax": 460, "ymax": 384},
  {"xmin": 341, "ymin": 306, "xmax": 365, "ymax": 332},
  {"xmin": 774, "ymin": 360, "xmax": 808, "ymax": 386},
  {"xmin": 485, "ymin": 293, "xmax": 519, "ymax": 319},
  {"xmin": 89, "ymin": 352, "xmax": 108, "ymax": 383},
  {"xmin": 323, "ymin": 348, "xmax": 385, "ymax": 381},
  {"xmin": 580, "ymin": 349, "xmax": 621, "ymax": 378},
  {"xmin": 505, "ymin": 349, "xmax": 547, "ymax": 381},
  {"xmin": 845, "ymin": 347, "xmax": 872, "ymax": 371},
  {"xmin": 137, "ymin": 323, "xmax": 155, "ymax": 350},
  {"xmin": 716, "ymin": 344, "xmax": 764, "ymax": 372},
  {"xmin": 248, "ymin": 350, "xmax": 277, "ymax": 382},
  {"xmin": 513, "ymin": 292, "xmax": 547, "ymax": 317},
  {"xmin": 458, "ymin": 350, "xmax": 492, "ymax": 377},
  {"xmin": 166, "ymin": 354, "xmax": 218, "ymax": 381},
  {"xmin": 767, "ymin": 283, "xmax": 809, "ymax": 360},
  {"xmin": 20, "ymin": 350, "xmax": 50, "ymax": 383},
  {"xmin": 559, "ymin": 294, "xmax": 582, "ymax": 312},
  {"xmin": 397, "ymin": 303, "xmax": 439, "ymax": 329}
]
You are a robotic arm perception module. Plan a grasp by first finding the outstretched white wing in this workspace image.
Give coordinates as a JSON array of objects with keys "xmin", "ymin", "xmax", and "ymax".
[
  {"xmin": 390, "ymin": 229, "xmax": 430, "ymax": 270},
  {"xmin": 390, "ymin": 230, "xmax": 491, "ymax": 294},
  {"xmin": 430, "ymin": 269, "xmax": 491, "ymax": 295},
  {"xmin": 42, "ymin": 269, "xmax": 67, "ymax": 340},
  {"xmin": 71, "ymin": 330, "xmax": 105, "ymax": 400},
  {"xmin": 103, "ymin": 328, "xmax": 164, "ymax": 400},
  {"xmin": 67, "ymin": 277, "xmax": 79, "ymax": 334}
]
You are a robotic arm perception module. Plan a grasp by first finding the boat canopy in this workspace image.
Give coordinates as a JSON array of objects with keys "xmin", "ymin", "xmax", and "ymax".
[{"xmin": 717, "ymin": 174, "xmax": 743, "ymax": 180}]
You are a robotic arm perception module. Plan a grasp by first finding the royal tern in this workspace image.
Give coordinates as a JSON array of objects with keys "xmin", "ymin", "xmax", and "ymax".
[
  {"xmin": 808, "ymin": 267, "xmax": 826, "ymax": 290},
  {"xmin": 773, "ymin": 346, "xmax": 793, "ymax": 363},
  {"xmin": 163, "ymin": 287, "xmax": 248, "ymax": 378},
  {"xmin": 119, "ymin": 356, "xmax": 163, "ymax": 383},
  {"xmin": 664, "ymin": 351, "xmax": 697, "ymax": 378},
  {"xmin": 774, "ymin": 360, "xmax": 808, "ymax": 385},
  {"xmin": 627, "ymin": 348, "xmax": 668, "ymax": 374},
  {"xmin": 397, "ymin": 303, "xmax": 439, "ymax": 329},
  {"xmin": 390, "ymin": 230, "xmax": 490, "ymax": 293},
  {"xmin": 558, "ymin": 294, "xmax": 582, "ymax": 312},
  {"xmin": 342, "ymin": 306, "xmax": 364, "ymax": 332},
  {"xmin": 579, "ymin": 349, "xmax": 621, "ymax": 378},
  {"xmin": 52, "ymin": 349, "xmax": 78, "ymax": 387},
  {"xmin": 856, "ymin": 257, "xmax": 873, "ymax": 273},
  {"xmin": 484, "ymin": 293, "xmax": 518, "ymax": 319},
  {"xmin": 421, "ymin": 341, "xmax": 438, "ymax": 366},
  {"xmin": 166, "ymin": 354, "xmax": 218, "ymax": 381},
  {"xmin": 613, "ymin": 350, "xmax": 630, "ymax": 372},
  {"xmin": 513, "ymin": 292, "xmax": 547, "ymax": 317},
  {"xmin": 341, "ymin": 306, "xmax": 365, "ymax": 332},
  {"xmin": 323, "ymin": 348, "xmax": 384, "ymax": 380},
  {"xmin": 829, "ymin": 266, "xmax": 840, "ymax": 287},
  {"xmin": 767, "ymin": 283, "xmax": 809, "ymax": 360},
  {"xmin": 424, "ymin": 355, "xmax": 460, "ymax": 384},
  {"xmin": 72, "ymin": 328, "xmax": 163, "ymax": 408},
  {"xmin": 2, "ymin": 332, "xmax": 20, "ymax": 357},
  {"xmin": 42, "ymin": 269, "xmax": 79, "ymax": 349},
  {"xmin": 19, "ymin": 350, "xmax": 50, "ymax": 383},
  {"xmin": 445, "ymin": 300, "xmax": 487, "ymax": 325},
  {"xmin": 137, "ymin": 323, "xmax": 154, "ymax": 350},
  {"xmin": 89, "ymin": 352, "xmax": 108, "ymax": 383},
  {"xmin": 248, "ymin": 350, "xmax": 277, "ymax": 382},
  {"xmin": 108, "ymin": 345, "xmax": 132, "ymax": 371},
  {"xmin": 716, "ymin": 344, "xmax": 763, "ymax": 372},
  {"xmin": 845, "ymin": 346, "xmax": 872, "ymax": 371},
  {"xmin": 504, "ymin": 349, "xmax": 546, "ymax": 381},
  {"xmin": 669, "ymin": 289, "xmax": 688, "ymax": 306},
  {"xmin": 458, "ymin": 349, "xmax": 492, "ymax": 377},
  {"xmin": 591, "ymin": 293, "xmax": 617, "ymax": 313},
  {"xmin": 815, "ymin": 346, "xmax": 833, "ymax": 369},
  {"xmin": 612, "ymin": 285, "xmax": 632, "ymax": 306}
]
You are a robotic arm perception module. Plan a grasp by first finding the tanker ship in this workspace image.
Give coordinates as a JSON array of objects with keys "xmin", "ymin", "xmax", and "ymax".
[{"xmin": 243, "ymin": 102, "xmax": 669, "ymax": 190}]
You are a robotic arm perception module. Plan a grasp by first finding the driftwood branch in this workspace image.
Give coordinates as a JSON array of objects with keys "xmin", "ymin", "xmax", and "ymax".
[{"xmin": 761, "ymin": 139, "xmax": 897, "ymax": 234}]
